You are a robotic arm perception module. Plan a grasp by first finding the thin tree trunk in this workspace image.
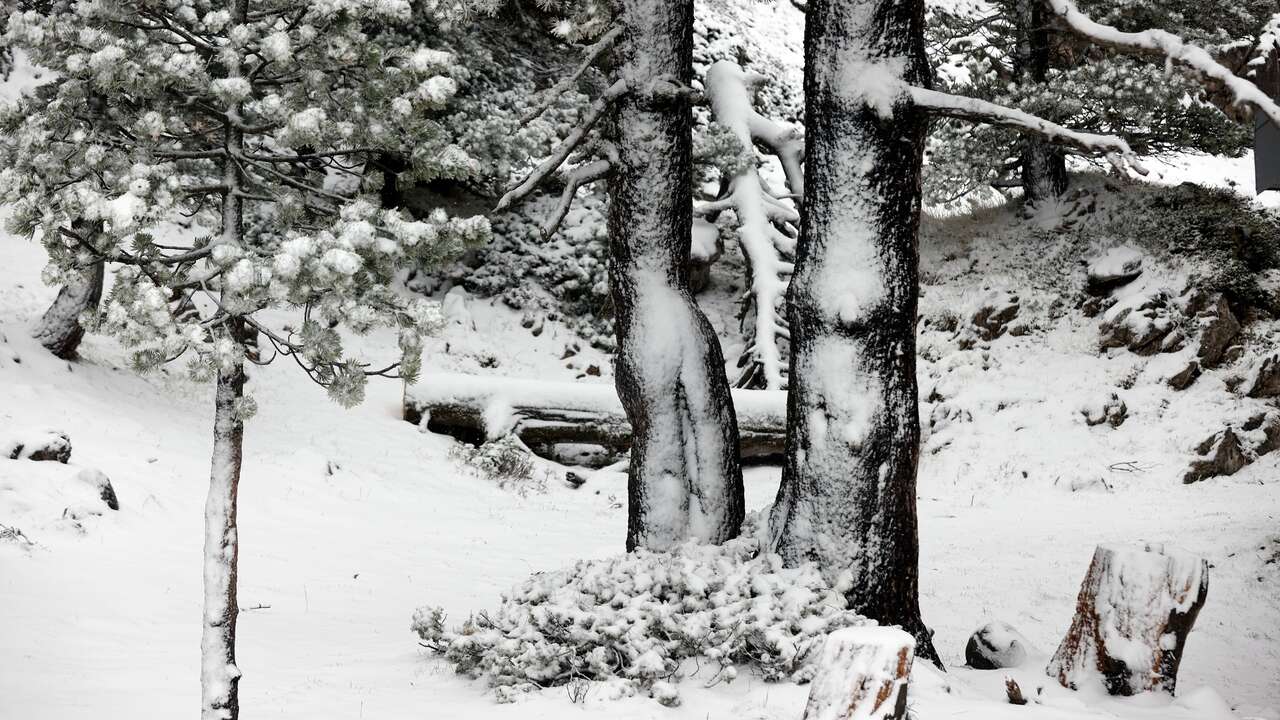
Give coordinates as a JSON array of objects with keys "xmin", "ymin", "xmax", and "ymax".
[
  {"xmin": 201, "ymin": 319, "xmax": 245, "ymax": 720},
  {"xmin": 769, "ymin": 0, "xmax": 940, "ymax": 665},
  {"xmin": 1016, "ymin": 0, "xmax": 1067, "ymax": 202},
  {"xmin": 32, "ymin": 257, "xmax": 104, "ymax": 359},
  {"xmin": 608, "ymin": 0, "xmax": 745, "ymax": 551}
]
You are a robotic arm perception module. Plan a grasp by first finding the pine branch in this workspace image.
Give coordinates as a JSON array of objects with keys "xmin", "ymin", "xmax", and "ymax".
[
  {"xmin": 541, "ymin": 158, "xmax": 614, "ymax": 238},
  {"xmin": 521, "ymin": 27, "xmax": 623, "ymax": 126}
]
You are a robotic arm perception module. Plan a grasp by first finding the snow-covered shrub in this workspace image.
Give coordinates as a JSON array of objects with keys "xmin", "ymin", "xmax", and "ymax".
[
  {"xmin": 449, "ymin": 437, "xmax": 548, "ymax": 495},
  {"xmin": 411, "ymin": 516, "xmax": 870, "ymax": 704}
]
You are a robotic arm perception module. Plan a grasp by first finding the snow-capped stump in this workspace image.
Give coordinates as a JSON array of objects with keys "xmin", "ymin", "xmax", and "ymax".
[
  {"xmin": 970, "ymin": 290, "xmax": 1020, "ymax": 341},
  {"xmin": 1183, "ymin": 427, "xmax": 1249, "ymax": 483},
  {"xmin": 1166, "ymin": 360, "xmax": 1201, "ymax": 390},
  {"xmin": 75, "ymin": 468, "xmax": 119, "ymax": 511},
  {"xmin": 1085, "ymin": 246, "xmax": 1143, "ymax": 295},
  {"xmin": 965, "ymin": 621, "xmax": 1037, "ymax": 670},
  {"xmin": 1080, "ymin": 393, "xmax": 1126, "ymax": 428},
  {"xmin": 801, "ymin": 627, "xmax": 914, "ymax": 720},
  {"xmin": 1046, "ymin": 543, "xmax": 1208, "ymax": 696},
  {"xmin": 1243, "ymin": 353, "xmax": 1280, "ymax": 398},
  {"xmin": 1098, "ymin": 291, "xmax": 1181, "ymax": 356},
  {"xmin": 4, "ymin": 431, "xmax": 72, "ymax": 463},
  {"xmin": 1194, "ymin": 295, "xmax": 1241, "ymax": 368}
]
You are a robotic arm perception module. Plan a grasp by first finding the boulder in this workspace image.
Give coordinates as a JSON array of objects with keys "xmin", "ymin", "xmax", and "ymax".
[
  {"xmin": 1098, "ymin": 292, "xmax": 1177, "ymax": 356},
  {"xmin": 1081, "ymin": 393, "xmax": 1127, "ymax": 428},
  {"xmin": 1244, "ymin": 353, "xmax": 1280, "ymax": 398},
  {"xmin": 1167, "ymin": 360, "xmax": 1201, "ymax": 391},
  {"xmin": 1183, "ymin": 427, "xmax": 1250, "ymax": 483},
  {"xmin": 964, "ymin": 621, "xmax": 1036, "ymax": 670},
  {"xmin": 75, "ymin": 468, "xmax": 119, "ymax": 510},
  {"xmin": 971, "ymin": 291, "xmax": 1020, "ymax": 341},
  {"xmin": 1086, "ymin": 246, "xmax": 1143, "ymax": 295},
  {"xmin": 1195, "ymin": 296, "xmax": 1241, "ymax": 368},
  {"xmin": 4, "ymin": 431, "xmax": 71, "ymax": 463}
]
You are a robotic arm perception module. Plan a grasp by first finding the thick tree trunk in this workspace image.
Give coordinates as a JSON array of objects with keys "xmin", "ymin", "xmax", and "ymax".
[
  {"xmin": 32, "ymin": 248, "xmax": 104, "ymax": 359},
  {"xmin": 1046, "ymin": 543, "xmax": 1209, "ymax": 696},
  {"xmin": 608, "ymin": 0, "xmax": 745, "ymax": 551},
  {"xmin": 1015, "ymin": 0, "xmax": 1067, "ymax": 202},
  {"xmin": 769, "ymin": 0, "xmax": 939, "ymax": 664},
  {"xmin": 201, "ymin": 320, "xmax": 245, "ymax": 720}
]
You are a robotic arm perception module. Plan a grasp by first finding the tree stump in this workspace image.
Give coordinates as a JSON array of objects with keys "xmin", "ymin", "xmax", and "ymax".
[
  {"xmin": 1046, "ymin": 543, "xmax": 1208, "ymax": 696},
  {"xmin": 801, "ymin": 627, "xmax": 914, "ymax": 720}
]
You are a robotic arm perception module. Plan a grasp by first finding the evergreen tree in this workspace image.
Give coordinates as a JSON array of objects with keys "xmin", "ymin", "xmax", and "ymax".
[{"xmin": 1, "ymin": 1, "xmax": 487, "ymax": 716}]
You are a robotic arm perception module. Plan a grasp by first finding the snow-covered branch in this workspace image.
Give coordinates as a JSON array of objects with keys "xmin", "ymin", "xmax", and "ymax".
[
  {"xmin": 521, "ymin": 27, "xmax": 623, "ymax": 125},
  {"xmin": 704, "ymin": 61, "xmax": 803, "ymax": 390},
  {"xmin": 1044, "ymin": 0, "xmax": 1280, "ymax": 127},
  {"xmin": 908, "ymin": 86, "xmax": 1147, "ymax": 175},
  {"xmin": 541, "ymin": 157, "xmax": 613, "ymax": 238}
]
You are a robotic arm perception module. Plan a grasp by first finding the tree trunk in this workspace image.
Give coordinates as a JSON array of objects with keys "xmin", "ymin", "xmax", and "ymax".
[
  {"xmin": 31, "ymin": 253, "xmax": 104, "ymax": 359},
  {"xmin": 801, "ymin": 627, "xmax": 915, "ymax": 720},
  {"xmin": 201, "ymin": 319, "xmax": 245, "ymax": 720},
  {"xmin": 1046, "ymin": 543, "xmax": 1209, "ymax": 696},
  {"xmin": 608, "ymin": 0, "xmax": 745, "ymax": 551},
  {"xmin": 769, "ymin": 0, "xmax": 940, "ymax": 664},
  {"xmin": 1015, "ymin": 0, "xmax": 1067, "ymax": 202}
]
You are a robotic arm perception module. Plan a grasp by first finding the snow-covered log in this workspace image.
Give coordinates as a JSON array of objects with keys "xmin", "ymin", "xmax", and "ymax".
[
  {"xmin": 1046, "ymin": 543, "xmax": 1209, "ymax": 696},
  {"xmin": 1044, "ymin": 0, "xmax": 1280, "ymax": 127},
  {"xmin": 800, "ymin": 627, "xmax": 915, "ymax": 720},
  {"xmin": 705, "ymin": 60, "xmax": 802, "ymax": 390},
  {"xmin": 770, "ymin": 0, "xmax": 940, "ymax": 665},
  {"xmin": 31, "ymin": 258, "xmax": 104, "ymax": 359},
  {"xmin": 607, "ymin": 0, "xmax": 746, "ymax": 551},
  {"xmin": 404, "ymin": 373, "xmax": 787, "ymax": 463}
]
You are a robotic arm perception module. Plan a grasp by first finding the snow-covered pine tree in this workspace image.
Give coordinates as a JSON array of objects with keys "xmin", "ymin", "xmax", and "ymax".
[
  {"xmin": 1, "ymin": 2, "xmax": 487, "ymax": 717},
  {"xmin": 496, "ymin": 0, "xmax": 746, "ymax": 551},
  {"xmin": 924, "ymin": 0, "xmax": 1262, "ymax": 207}
]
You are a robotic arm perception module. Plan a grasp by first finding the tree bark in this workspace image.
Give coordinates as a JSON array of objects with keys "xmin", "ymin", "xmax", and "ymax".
[
  {"xmin": 32, "ymin": 229, "xmax": 104, "ymax": 360},
  {"xmin": 608, "ymin": 0, "xmax": 745, "ymax": 551},
  {"xmin": 769, "ymin": 0, "xmax": 940, "ymax": 664},
  {"xmin": 201, "ymin": 319, "xmax": 245, "ymax": 720},
  {"xmin": 801, "ymin": 627, "xmax": 914, "ymax": 720},
  {"xmin": 1046, "ymin": 543, "xmax": 1209, "ymax": 696},
  {"xmin": 1015, "ymin": 0, "xmax": 1068, "ymax": 202}
]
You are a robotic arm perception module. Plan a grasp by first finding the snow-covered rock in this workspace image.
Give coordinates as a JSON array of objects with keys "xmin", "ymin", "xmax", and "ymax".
[
  {"xmin": 1194, "ymin": 295, "xmax": 1241, "ymax": 368},
  {"xmin": 963, "ymin": 621, "xmax": 1036, "ymax": 670},
  {"xmin": 1244, "ymin": 353, "xmax": 1280, "ymax": 398},
  {"xmin": 1086, "ymin": 246, "xmax": 1143, "ymax": 294},
  {"xmin": 970, "ymin": 290, "xmax": 1019, "ymax": 341},
  {"xmin": 1080, "ymin": 393, "xmax": 1127, "ymax": 428},
  {"xmin": 1183, "ymin": 427, "xmax": 1250, "ymax": 483},
  {"xmin": 3, "ymin": 430, "xmax": 71, "ymax": 463}
]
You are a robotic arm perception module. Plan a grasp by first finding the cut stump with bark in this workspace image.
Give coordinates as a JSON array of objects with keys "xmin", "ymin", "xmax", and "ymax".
[
  {"xmin": 801, "ymin": 627, "xmax": 914, "ymax": 720},
  {"xmin": 1046, "ymin": 543, "xmax": 1208, "ymax": 696}
]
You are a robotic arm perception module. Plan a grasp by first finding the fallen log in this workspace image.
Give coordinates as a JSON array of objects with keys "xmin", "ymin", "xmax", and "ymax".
[
  {"xmin": 403, "ymin": 372, "xmax": 787, "ymax": 466},
  {"xmin": 801, "ymin": 626, "xmax": 915, "ymax": 720},
  {"xmin": 1046, "ymin": 543, "xmax": 1208, "ymax": 696}
]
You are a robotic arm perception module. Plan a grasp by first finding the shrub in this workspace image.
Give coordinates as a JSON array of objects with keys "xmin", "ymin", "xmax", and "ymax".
[
  {"xmin": 450, "ymin": 437, "xmax": 548, "ymax": 495},
  {"xmin": 411, "ymin": 515, "xmax": 869, "ymax": 705}
]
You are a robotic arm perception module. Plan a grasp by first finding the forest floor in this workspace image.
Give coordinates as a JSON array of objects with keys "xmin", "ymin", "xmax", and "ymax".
[{"xmin": 2, "ymin": 154, "xmax": 1279, "ymax": 719}]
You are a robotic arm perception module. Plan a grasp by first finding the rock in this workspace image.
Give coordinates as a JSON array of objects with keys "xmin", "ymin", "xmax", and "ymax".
[
  {"xmin": 1098, "ymin": 292, "xmax": 1177, "ymax": 356},
  {"xmin": 1244, "ymin": 353, "xmax": 1280, "ymax": 398},
  {"xmin": 1086, "ymin": 246, "xmax": 1144, "ymax": 294},
  {"xmin": 1195, "ymin": 296, "xmax": 1240, "ymax": 368},
  {"xmin": 1167, "ymin": 360, "xmax": 1201, "ymax": 391},
  {"xmin": 1261, "ymin": 415, "xmax": 1280, "ymax": 456},
  {"xmin": 4, "ymin": 431, "xmax": 72, "ymax": 463},
  {"xmin": 564, "ymin": 470, "xmax": 587, "ymax": 489},
  {"xmin": 689, "ymin": 218, "xmax": 722, "ymax": 294},
  {"xmin": 1183, "ymin": 427, "xmax": 1250, "ymax": 483},
  {"xmin": 76, "ymin": 468, "xmax": 119, "ymax": 510},
  {"xmin": 1081, "ymin": 393, "xmax": 1127, "ymax": 428},
  {"xmin": 971, "ymin": 291, "xmax": 1020, "ymax": 341},
  {"xmin": 965, "ymin": 621, "xmax": 1036, "ymax": 670}
]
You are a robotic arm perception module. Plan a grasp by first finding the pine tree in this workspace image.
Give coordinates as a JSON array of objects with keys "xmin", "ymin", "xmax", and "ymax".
[{"xmin": 1, "ymin": 2, "xmax": 487, "ymax": 716}]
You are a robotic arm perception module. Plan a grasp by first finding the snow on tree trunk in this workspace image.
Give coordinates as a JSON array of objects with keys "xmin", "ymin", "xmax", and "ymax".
[
  {"xmin": 1046, "ymin": 543, "xmax": 1209, "ymax": 696},
  {"xmin": 608, "ymin": 0, "xmax": 745, "ymax": 551},
  {"xmin": 31, "ymin": 256, "xmax": 104, "ymax": 360},
  {"xmin": 768, "ymin": 0, "xmax": 939, "ymax": 664},
  {"xmin": 201, "ymin": 320, "xmax": 246, "ymax": 720},
  {"xmin": 801, "ymin": 627, "xmax": 915, "ymax": 720},
  {"xmin": 1015, "ymin": 0, "xmax": 1067, "ymax": 202}
]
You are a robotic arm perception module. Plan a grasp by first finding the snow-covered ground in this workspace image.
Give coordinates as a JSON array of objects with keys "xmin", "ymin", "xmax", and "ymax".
[{"xmin": 3, "ymin": 166, "xmax": 1279, "ymax": 720}]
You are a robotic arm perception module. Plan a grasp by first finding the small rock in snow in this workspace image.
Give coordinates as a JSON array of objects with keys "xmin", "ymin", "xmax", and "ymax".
[
  {"xmin": 964, "ymin": 621, "xmax": 1036, "ymax": 670},
  {"xmin": 4, "ymin": 431, "xmax": 72, "ymax": 463},
  {"xmin": 970, "ymin": 290, "xmax": 1020, "ymax": 341},
  {"xmin": 1183, "ymin": 427, "xmax": 1250, "ymax": 483},
  {"xmin": 1081, "ymin": 393, "xmax": 1127, "ymax": 428},
  {"xmin": 1195, "ymin": 295, "xmax": 1241, "ymax": 368},
  {"xmin": 1244, "ymin": 353, "xmax": 1280, "ymax": 398},
  {"xmin": 76, "ymin": 467, "xmax": 119, "ymax": 510},
  {"xmin": 1085, "ymin": 246, "xmax": 1143, "ymax": 295},
  {"xmin": 1167, "ymin": 360, "xmax": 1201, "ymax": 391}
]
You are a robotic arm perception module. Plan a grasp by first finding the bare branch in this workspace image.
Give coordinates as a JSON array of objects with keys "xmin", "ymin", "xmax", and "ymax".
[
  {"xmin": 541, "ymin": 159, "xmax": 613, "ymax": 238},
  {"xmin": 521, "ymin": 27, "xmax": 623, "ymax": 126}
]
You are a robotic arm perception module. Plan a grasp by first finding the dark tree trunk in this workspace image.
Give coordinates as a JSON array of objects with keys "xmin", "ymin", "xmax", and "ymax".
[
  {"xmin": 607, "ymin": 0, "xmax": 745, "ymax": 551},
  {"xmin": 31, "ymin": 221, "xmax": 105, "ymax": 360},
  {"xmin": 769, "ymin": 0, "xmax": 940, "ymax": 665},
  {"xmin": 1015, "ymin": 0, "xmax": 1067, "ymax": 202}
]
